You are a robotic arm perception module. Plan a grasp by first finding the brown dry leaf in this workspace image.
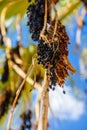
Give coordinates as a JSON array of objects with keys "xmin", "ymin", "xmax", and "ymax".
[{"xmin": 63, "ymin": 55, "xmax": 76, "ymax": 74}]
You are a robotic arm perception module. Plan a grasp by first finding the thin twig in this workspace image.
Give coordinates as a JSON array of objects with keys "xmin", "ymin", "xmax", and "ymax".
[
  {"xmin": 40, "ymin": 0, "xmax": 47, "ymax": 39},
  {"xmin": 0, "ymin": 0, "xmax": 21, "ymax": 39},
  {"xmin": 0, "ymin": 0, "xmax": 22, "ymax": 91},
  {"xmin": 12, "ymin": 62, "xmax": 42, "ymax": 130},
  {"xmin": 53, "ymin": 4, "xmax": 58, "ymax": 36},
  {"xmin": 34, "ymin": 94, "xmax": 41, "ymax": 130},
  {"xmin": 16, "ymin": 14, "xmax": 22, "ymax": 41},
  {"xmin": 12, "ymin": 62, "xmax": 42, "ymax": 92},
  {"xmin": 6, "ymin": 64, "xmax": 33, "ymax": 130},
  {"xmin": 30, "ymin": 69, "xmax": 36, "ymax": 91},
  {"xmin": 38, "ymin": 71, "xmax": 49, "ymax": 130}
]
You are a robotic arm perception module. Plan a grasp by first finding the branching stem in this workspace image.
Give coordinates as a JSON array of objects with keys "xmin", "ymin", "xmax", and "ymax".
[
  {"xmin": 40, "ymin": 0, "xmax": 47, "ymax": 39},
  {"xmin": 37, "ymin": 71, "xmax": 49, "ymax": 130},
  {"xmin": 6, "ymin": 64, "xmax": 33, "ymax": 130},
  {"xmin": 53, "ymin": 4, "xmax": 58, "ymax": 36}
]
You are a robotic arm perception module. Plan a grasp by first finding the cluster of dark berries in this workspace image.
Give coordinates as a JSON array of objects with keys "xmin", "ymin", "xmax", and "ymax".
[
  {"xmin": 37, "ymin": 20, "xmax": 75, "ymax": 88},
  {"xmin": 1, "ymin": 59, "xmax": 9, "ymax": 82},
  {"xmin": 27, "ymin": 0, "xmax": 45, "ymax": 41},
  {"xmin": 37, "ymin": 40, "xmax": 60, "ymax": 67},
  {"xmin": 81, "ymin": 0, "xmax": 87, "ymax": 6},
  {"xmin": 0, "ymin": 89, "xmax": 11, "ymax": 117},
  {"xmin": 20, "ymin": 110, "xmax": 32, "ymax": 130},
  {"xmin": 37, "ymin": 39, "xmax": 60, "ymax": 88},
  {"xmin": 27, "ymin": 0, "xmax": 75, "ymax": 89}
]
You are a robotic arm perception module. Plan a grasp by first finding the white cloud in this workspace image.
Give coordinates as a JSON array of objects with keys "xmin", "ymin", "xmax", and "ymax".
[{"xmin": 49, "ymin": 85, "xmax": 85, "ymax": 120}]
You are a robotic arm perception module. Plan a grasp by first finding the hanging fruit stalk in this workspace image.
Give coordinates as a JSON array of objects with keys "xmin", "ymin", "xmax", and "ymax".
[
  {"xmin": 27, "ymin": 0, "xmax": 75, "ymax": 90},
  {"xmin": 27, "ymin": 0, "xmax": 75, "ymax": 130}
]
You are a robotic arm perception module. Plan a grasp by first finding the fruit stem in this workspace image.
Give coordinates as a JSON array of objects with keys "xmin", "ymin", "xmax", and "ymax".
[
  {"xmin": 40, "ymin": 0, "xmax": 47, "ymax": 38},
  {"xmin": 37, "ymin": 71, "xmax": 49, "ymax": 130},
  {"xmin": 53, "ymin": 4, "xmax": 58, "ymax": 36}
]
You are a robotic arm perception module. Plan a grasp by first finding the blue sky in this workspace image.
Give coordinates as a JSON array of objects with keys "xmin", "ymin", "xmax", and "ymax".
[
  {"xmin": 50, "ymin": 114, "xmax": 87, "ymax": 130},
  {"xmin": 51, "ymin": 5, "xmax": 87, "ymax": 130}
]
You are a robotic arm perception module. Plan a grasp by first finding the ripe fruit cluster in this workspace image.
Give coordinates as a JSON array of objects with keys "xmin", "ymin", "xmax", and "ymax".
[
  {"xmin": 27, "ymin": 0, "xmax": 45, "ymax": 41},
  {"xmin": 37, "ymin": 20, "xmax": 75, "ymax": 88},
  {"xmin": 27, "ymin": 0, "xmax": 75, "ymax": 89}
]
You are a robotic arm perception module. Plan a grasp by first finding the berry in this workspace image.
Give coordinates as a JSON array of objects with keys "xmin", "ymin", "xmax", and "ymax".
[{"xmin": 63, "ymin": 90, "xmax": 66, "ymax": 94}]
